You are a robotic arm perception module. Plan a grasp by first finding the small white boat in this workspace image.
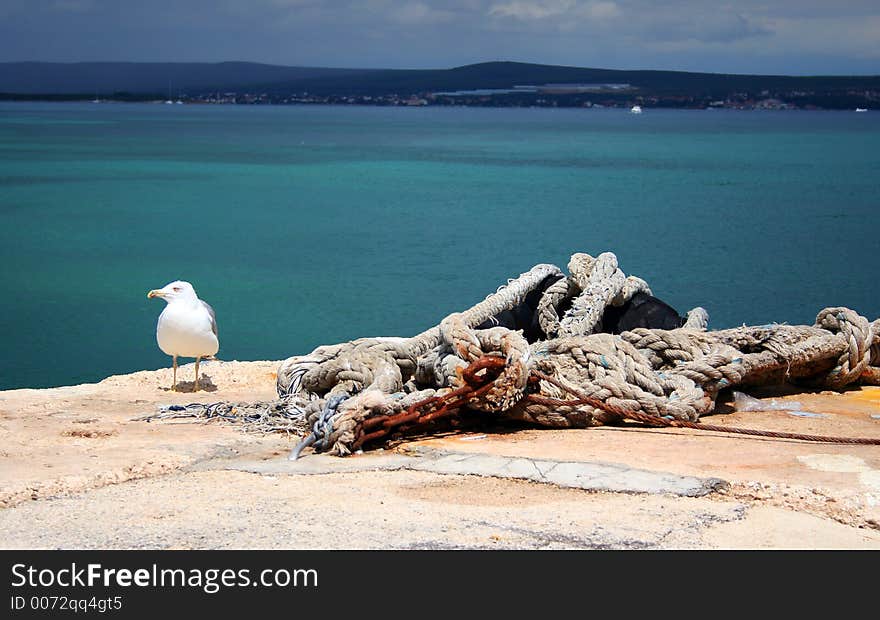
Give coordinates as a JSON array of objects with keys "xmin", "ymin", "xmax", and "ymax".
[
  {"xmin": 630, "ymin": 105, "xmax": 643, "ymax": 114},
  {"xmin": 855, "ymin": 107, "xmax": 868, "ymax": 112}
]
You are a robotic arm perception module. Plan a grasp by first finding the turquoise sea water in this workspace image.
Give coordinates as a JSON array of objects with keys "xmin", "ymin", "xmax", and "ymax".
[{"xmin": 1, "ymin": 102, "xmax": 877, "ymax": 390}]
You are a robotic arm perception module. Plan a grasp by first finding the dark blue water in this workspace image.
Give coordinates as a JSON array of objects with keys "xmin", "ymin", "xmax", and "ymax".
[{"xmin": 1, "ymin": 102, "xmax": 877, "ymax": 389}]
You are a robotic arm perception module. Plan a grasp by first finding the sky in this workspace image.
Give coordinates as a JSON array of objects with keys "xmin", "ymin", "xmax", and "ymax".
[{"xmin": 1, "ymin": 0, "xmax": 878, "ymax": 75}]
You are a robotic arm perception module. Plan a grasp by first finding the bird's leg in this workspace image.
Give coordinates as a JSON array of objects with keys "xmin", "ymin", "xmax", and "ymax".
[
  {"xmin": 172, "ymin": 355, "xmax": 178, "ymax": 391},
  {"xmin": 194, "ymin": 356, "xmax": 201, "ymax": 392}
]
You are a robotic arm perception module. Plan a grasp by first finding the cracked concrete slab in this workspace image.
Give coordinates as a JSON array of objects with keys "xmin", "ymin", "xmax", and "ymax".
[
  {"xmin": 214, "ymin": 446, "xmax": 727, "ymax": 497},
  {"xmin": 3, "ymin": 468, "xmax": 877, "ymax": 550},
  {"xmin": 0, "ymin": 469, "xmax": 747, "ymax": 550}
]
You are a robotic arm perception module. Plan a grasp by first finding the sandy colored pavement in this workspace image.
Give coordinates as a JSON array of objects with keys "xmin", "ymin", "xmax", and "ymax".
[{"xmin": 1, "ymin": 360, "xmax": 879, "ymax": 549}]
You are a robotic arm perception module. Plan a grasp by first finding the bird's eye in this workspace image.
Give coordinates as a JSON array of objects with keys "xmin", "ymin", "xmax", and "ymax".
[{"xmin": 173, "ymin": 287, "xmax": 182, "ymax": 292}]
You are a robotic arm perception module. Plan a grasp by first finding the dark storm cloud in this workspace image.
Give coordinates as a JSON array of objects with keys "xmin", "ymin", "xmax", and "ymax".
[{"xmin": 0, "ymin": 1, "xmax": 877, "ymax": 74}]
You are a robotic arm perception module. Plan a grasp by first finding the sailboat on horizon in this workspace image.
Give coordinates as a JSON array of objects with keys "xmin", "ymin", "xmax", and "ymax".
[{"xmin": 164, "ymin": 79, "xmax": 183, "ymax": 104}]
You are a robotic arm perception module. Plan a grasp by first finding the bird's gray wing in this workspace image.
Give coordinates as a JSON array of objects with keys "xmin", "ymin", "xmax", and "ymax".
[{"xmin": 201, "ymin": 300, "xmax": 218, "ymax": 336}]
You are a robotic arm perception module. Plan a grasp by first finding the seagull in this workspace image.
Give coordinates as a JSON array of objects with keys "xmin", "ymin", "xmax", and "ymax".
[{"xmin": 147, "ymin": 280, "xmax": 219, "ymax": 391}]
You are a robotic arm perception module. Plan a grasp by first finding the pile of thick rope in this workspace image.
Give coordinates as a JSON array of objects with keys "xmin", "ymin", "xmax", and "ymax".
[
  {"xmin": 263, "ymin": 251, "xmax": 880, "ymax": 458},
  {"xmin": 142, "ymin": 251, "xmax": 880, "ymax": 457}
]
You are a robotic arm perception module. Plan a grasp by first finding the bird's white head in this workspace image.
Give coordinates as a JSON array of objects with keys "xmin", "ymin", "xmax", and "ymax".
[{"xmin": 147, "ymin": 280, "xmax": 199, "ymax": 304}]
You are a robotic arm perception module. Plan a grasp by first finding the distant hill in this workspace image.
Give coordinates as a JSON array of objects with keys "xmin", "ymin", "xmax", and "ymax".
[
  {"xmin": 258, "ymin": 61, "xmax": 880, "ymax": 98},
  {"xmin": 0, "ymin": 61, "xmax": 378, "ymax": 95},
  {"xmin": 1, "ymin": 61, "xmax": 878, "ymax": 108}
]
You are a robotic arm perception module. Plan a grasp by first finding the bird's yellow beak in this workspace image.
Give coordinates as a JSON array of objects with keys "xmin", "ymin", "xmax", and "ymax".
[{"xmin": 147, "ymin": 289, "xmax": 164, "ymax": 299}]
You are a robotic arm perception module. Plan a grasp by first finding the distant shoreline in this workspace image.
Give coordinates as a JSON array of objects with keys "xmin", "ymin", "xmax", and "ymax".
[
  {"xmin": 3, "ymin": 60, "xmax": 877, "ymax": 111},
  {"xmin": 0, "ymin": 95, "xmax": 872, "ymax": 112}
]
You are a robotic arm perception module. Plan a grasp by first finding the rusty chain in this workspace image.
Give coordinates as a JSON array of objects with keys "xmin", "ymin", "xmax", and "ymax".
[{"xmin": 348, "ymin": 355, "xmax": 880, "ymax": 450}]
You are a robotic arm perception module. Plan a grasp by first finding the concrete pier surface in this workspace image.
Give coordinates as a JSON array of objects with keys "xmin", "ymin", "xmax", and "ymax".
[{"xmin": 2, "ymin": 360, "xmax": 879, "ymax": 549}]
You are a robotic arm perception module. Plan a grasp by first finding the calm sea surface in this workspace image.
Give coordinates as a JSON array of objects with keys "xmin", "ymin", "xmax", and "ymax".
[{"xmin": 0, "ymin": 102, "xmax": 877, "ymax": 389}]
